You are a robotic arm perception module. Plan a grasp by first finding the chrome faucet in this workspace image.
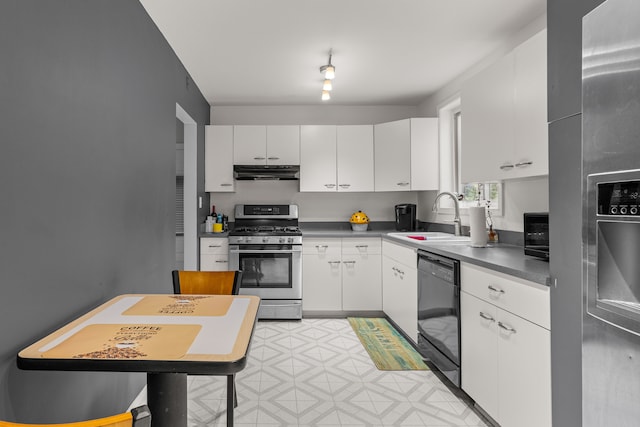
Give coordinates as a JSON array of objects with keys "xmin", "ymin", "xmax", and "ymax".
[{"xmin": 432, "ymin": 192, "xmax": 462, "ymax": 236}]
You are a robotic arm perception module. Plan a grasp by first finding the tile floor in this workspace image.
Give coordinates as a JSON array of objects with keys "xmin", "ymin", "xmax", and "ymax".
[{"xmin": 187, "ymin": 318, "xmax": 489, "ymax": 427}]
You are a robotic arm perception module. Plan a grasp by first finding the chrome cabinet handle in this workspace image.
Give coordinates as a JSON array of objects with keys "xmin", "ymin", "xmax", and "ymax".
[
  {"xmin": 215, "ymin": 260, "xmax": 228, "ymax": 263},
  {"xmin": 324, "ymin": 184, "xmax": 336, "ymax": 188},
  {"xmin": 355, "ymin": 245, "xmax": 368, "ymax": 249},
  {"xmin": 315, "ymin": 245, "xmax": 329, "ymax": 251},
  {"xmin": 343, "ymin": 260, "xmax": 356, "ymax": 265},
  {"xmin": 479, "ymin": 312, "xmax": 495, "ymax": 322},
  {"xmin": 253, "ymin": 156, "xmax": 266, "ymax": 160},
  {"xmin": 488, "ymin": 285, "xmax": 505, "ymax": 294},
  {"xmin": 397, "ymin": 182, "xmax": 410, "ymax": 186},
  {"xmin": 208, "ymin": 245, "xmax": 222, "ymax": 248},
  {"xmin": 339, "ymin": 184, "xmax": 351, "ymax": 188},
  {"xmin": 267, "ymin": 156, "xmax": 280, "ymax": 160},
  {"xmin": 498, "ymin": 322, "xmax": 517, "ymax": 333},
  {"xmin": 220, "ymin": 183, "xmax": 233, "ymax": 187},
  {"xmin": 515, "ymin": 161, "xmax": 533, "ymax": 167},
  {"xmin": 500, "ymin": 164, "xmax": 515, "ymax": 170},
  {"xmin": 392, "ymin": 266, "xmax": 405, "ymax": 276},
  {"xmin": 328, "ymin": 260, "xmax": 341, "ymax": 265}
]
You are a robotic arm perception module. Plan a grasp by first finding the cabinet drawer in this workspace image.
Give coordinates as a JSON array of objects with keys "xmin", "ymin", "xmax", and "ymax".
[
  {"xmin": 342, "ymin": 238, "xmax": 381, "ymax": 255},
  {"xmin": 382, "ymin": 240, "xmax": 416, "ymax": 267},
  {"xmin": 461, "ymin": 263, "xmax": 550, "ymax": 330},
  {"xmin": 200, "ymin": 238, "xmax": 228, "ymax": 255},
  {"xmin": 302, "ymin": 238, "xmax": 341, "ymax": 255},
  {"xmin": 200, "ymin": 254, "xmax": 229, "ymax": 271}
]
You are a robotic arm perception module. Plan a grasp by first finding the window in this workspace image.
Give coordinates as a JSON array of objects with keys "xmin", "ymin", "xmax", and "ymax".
[{"xmin": 438, "ymin": 96, "xmax": 502, "ymax": 213}]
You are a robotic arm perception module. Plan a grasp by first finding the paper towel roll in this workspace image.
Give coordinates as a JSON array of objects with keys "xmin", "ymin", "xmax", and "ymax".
[{"xmin": 469, "ymin": 206, "xmax": 488, "ymax": 247}]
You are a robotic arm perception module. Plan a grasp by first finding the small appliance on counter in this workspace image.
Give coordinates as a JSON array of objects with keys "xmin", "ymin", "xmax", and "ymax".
[
  {"xmin": 395, "ymin": 203, "xmax": 417, "ymax": 231},
  {"xmin": 523, "ymin": 212, "xmax": 549, "ymax": 260}
]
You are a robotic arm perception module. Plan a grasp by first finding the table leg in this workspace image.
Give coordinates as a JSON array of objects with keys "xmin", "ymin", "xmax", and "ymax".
[
  {"xmin": 147, "ymin": 372, "xmax": 187, "ymax": 427},
  {"xmin": 227, "ymin": 374, "xmax": 234, "ymax": 427}
]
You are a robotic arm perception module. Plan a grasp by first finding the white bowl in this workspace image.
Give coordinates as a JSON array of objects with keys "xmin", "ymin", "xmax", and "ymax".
[{"xmin": 351, "ymin": 223, "xmax": 368, "ymax": 231}]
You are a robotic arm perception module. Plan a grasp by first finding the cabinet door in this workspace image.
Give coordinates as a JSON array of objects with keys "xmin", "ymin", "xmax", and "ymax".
[
  {"xmin": 513, "ymin": 29, "xmax": 548, "ymax": 179},
  {"xmin": 302, "ymin": 239, "xmax": 342, "ymax": 310},
  {"xmin": 300, "ymin": 125, "xmax": 337, "ymax": 192},
  {"xmin": 336, "ymin": 125, "xmax": 374, "ymax": 192},
  {"xmin": 461, "ymin": 53, "xmax": 515, "ymax": 183},
  {"xmin": 382, "ymin": 255, "xmax": 418, "ymax": 342},
  {"xmin": 233, "ymin": 125, "xmax": 267, "ymax": 165},
  {"xmin": 374, "ymin": 120, "xmax": 411, "ymax": 191},
  {"xmin": 204, "ymin": 126, "xmax": 234, "ymax": 192},
  {"xmin": 342, "ymin": 240, "xmax": 381, "ymax": 310},
  {"xmin": 460, "ymin": 291, "xmax": 499, "ymax": 420},
  {"xmin": 409, "ymin": 118, "xmax": 439, "ymax": 191},
  {"xmin": 266, "ymin": 125, "xmax": 300, "ymax": 165},
  {"xmin": 497, "ymin": 309, "xmax": 551, "ymax": 427}
]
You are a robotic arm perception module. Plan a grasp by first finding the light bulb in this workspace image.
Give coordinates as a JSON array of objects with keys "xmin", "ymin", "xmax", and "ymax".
[
  {"xmin": 324, "ymin": 65, "xmax": 335, "ymax": 80},
  {"xmin": 323, "ymin": 79, "xmax": 332, "ymax": 91},
  {"xmin": 321, "ymin": 90, "xmax": 331, "ymax": 101}
]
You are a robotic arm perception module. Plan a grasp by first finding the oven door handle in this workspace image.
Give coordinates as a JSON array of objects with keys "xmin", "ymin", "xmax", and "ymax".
[{"xmin": 229, "ymin": 249, "xmax": 299, "ymax": 254}]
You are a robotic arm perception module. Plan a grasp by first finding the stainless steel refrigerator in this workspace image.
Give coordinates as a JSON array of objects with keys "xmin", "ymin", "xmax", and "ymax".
[{"xmin": 582, "ymin": 1, "xmax": 640, "ymax": 425}]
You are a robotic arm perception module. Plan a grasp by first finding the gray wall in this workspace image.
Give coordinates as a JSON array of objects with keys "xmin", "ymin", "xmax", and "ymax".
[
  {"xmin": 547, "ymin": 0, "xmax": 605, "ymax": 426},
  {"xmin": 0, "ymin": 1, "xmax": 209, "ymax": 422}
]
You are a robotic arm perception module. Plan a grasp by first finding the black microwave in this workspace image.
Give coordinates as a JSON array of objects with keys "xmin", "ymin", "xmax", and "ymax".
[{"xmin": 524, "ymin": 212, "xmax": 549, "ymax": 260}]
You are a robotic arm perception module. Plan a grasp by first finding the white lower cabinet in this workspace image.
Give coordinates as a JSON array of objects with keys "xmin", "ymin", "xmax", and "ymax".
[
  {"xmin": 199, "ymin": 237, "xmax": 229, "ymax": 271},
  {"xmin": 461, "ymin": 263, "xmax": 551, "ymax": 427},
  {"xmin": 302, "ymin": 238, "xmax": 381, "ymax": 312},
  {"xmin": 341, "ymin": 239, "xmax": 382, "ymax": 310},
  {"xmin": 381, "ymin": 240, "xmax": 418, "ymax": 342}
]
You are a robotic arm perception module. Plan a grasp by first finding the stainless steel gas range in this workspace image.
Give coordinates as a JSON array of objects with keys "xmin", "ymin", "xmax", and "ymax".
[{"xmin": 228, "ymin": 204, "xmax": 302, "ymax": 319}]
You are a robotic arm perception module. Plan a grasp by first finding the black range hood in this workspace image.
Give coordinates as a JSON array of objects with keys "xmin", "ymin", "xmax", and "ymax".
[{"xmin": 233, "ymin": 164, "xmax": 300, "ymax": 180}]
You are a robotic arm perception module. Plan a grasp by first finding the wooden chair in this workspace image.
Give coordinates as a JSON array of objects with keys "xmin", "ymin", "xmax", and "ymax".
[
  {"xmin": 171, "ymin": 270, "xmax": 242, "ymax": 408},
  {"xmin": 0, "ymin": 405, "xmax": 150, "ymax": 427},
  {"xmin": 171, "ymin": 270, "xmax": 241, "ymax": 295}
]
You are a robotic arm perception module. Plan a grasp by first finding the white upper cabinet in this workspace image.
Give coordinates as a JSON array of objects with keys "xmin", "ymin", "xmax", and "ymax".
[
  {"xmin": 204, "ymin": 125, "xmax": 234, "ymax": 192},
  {"xmin": 300, "ymin": 125, "xmax": 337, "ymax": 192},
  {"xmin": 461, "ymin": 29, "xmax": 548, "ymax": 183},
  {"xmin": 512, "ymin": 29, "xmax": 548, "ymax": 179},
  {"xmin": 266, "ymin": 125, "xmax": 300, "ymax": 165},
  {"xmin": 233, "ymin": 125, "xmax": 300, "ymax": 165},
  {"xmin": 336, "ymin": 125, "xmax": 374, "ymax": 192},
  {"xmin": 233, "ymin": 125, "xmax": 266, "ymax": 165},
  {"xmin": 374, "ymin": 120, "xmax": 411, "ymax": 191},
  {"xmin": 374, "ymin": 118, "xmax": 438, "ymax": 192}
]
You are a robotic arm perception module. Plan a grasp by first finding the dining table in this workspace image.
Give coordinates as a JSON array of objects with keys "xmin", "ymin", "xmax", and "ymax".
[{"xmin": 17, "ymin": 293, "xmax": 261, "ymax": 427}]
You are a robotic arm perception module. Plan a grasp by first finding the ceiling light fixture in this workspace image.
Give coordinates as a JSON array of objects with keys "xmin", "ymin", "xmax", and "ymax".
[
  {"xmin": 319, "ymin": 50, "xmax": 336, "ymax": 80},
  {"xmin": 320, "ymin": 50, "xmax": 335, "ymax": 101}
]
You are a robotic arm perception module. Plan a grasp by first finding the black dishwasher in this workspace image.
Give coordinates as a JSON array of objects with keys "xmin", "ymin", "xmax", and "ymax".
[{"xmin": 417, "ymin": 250, "xmax": 461, "ymax": 387}]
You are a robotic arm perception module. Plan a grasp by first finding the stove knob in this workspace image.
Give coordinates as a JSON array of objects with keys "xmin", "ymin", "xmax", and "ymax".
[
  {"xmin": 245, "ymin": 237, "xmax": 252, "ymax": 243},
  {"xmin": 288, "ymin": 237, "xmax": 294, "ymax": 243},
  {"xmin": 262, "ymin": 237, "xmax": 269, "ymax": 243},
  {"xmin": 279, "ymin": 237, "xmax": 285, "ymax": 243}
]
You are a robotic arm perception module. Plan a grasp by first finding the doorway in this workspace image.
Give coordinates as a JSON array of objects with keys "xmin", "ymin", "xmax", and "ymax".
[{"xmin": 176, "ymin": 104, "xmax": 198, "ymax": 270}]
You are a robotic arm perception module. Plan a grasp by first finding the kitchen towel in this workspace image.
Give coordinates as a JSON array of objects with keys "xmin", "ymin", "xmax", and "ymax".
[{"xmin": 469, "ymin": 206, "xmax": 488, "ymax": 247}]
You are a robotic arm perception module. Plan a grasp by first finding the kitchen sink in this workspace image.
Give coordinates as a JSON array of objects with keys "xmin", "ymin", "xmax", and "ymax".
[{"xmin": 386, "ymin": 232, "xmax": 471, "ymax": 244}]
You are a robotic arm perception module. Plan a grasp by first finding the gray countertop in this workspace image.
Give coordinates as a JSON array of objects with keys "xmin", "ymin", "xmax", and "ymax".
[{"xmin": 300, "ymin": 223, "xmax": 551, "ymax": 286}]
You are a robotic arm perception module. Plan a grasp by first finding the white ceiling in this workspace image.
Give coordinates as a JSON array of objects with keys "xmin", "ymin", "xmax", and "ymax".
[{"xmin": 140, "ymin": 0, "xmax": 546, "ymax": 107}]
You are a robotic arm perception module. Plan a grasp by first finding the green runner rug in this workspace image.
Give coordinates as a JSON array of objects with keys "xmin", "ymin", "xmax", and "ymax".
[{"xmin": 348, "ymin": 317, "xmax": 428, "ymax": 371}]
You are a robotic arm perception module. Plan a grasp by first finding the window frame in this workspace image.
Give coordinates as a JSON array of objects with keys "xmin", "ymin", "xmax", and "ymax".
[{"xmin": 437, "ymin": 95, "xmax": 503, "ymax": 216}]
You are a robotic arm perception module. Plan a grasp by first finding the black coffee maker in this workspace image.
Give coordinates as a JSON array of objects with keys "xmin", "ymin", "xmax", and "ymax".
[{"xmin": 395, "ymin": 204, "xmax": 417, "ymax": 231}]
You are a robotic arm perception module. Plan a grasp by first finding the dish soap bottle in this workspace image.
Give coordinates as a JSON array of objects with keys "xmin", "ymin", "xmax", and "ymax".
[{"xmin": 488, "ymin": 225, "xmax": 499, "ymax": 243}]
